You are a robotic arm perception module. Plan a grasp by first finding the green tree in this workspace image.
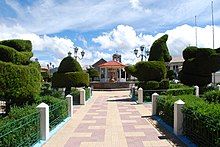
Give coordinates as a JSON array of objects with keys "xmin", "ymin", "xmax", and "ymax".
[{"xmin": 86, "ymin": 66, "xmax": 99, "ymax": 81}]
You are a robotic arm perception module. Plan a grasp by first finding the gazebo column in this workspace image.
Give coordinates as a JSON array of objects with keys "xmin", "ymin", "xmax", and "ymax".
[
  {"xmin": 99, "ymin": 67, "xmax": 102, "ymax": 81},
  {"xmin": 119, "ymin": 68, "xmax": 121, "ymax": 82},
  {"xmin": 105, "ymin": 68, "xmax": 108, "ymax": 82},
  {"xmin": 124, "ymin": 70, "xmax": 126, "ymax": 81}
]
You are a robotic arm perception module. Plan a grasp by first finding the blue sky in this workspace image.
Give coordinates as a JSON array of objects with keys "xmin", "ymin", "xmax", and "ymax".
[{"xmin": 0, "ymin": 0, "xmax": 220, "ymax": 67}]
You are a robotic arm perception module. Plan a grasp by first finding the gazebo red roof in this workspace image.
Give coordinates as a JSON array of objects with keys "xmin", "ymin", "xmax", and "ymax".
[{"xmin": 98, "ymin": 61, "xmax": 125, "ymax": 68}]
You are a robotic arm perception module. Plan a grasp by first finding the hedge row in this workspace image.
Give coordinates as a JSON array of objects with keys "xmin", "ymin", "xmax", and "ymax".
[
  {"xmin": 0, "ymin": 61, "xmax": 41, "ymax": 105},
  {"xmin": 0, "ymin": 96, "xmax": 67, "ymax": 146},
  {"xmin": 0, "ymin": 45, "xmax": 33, "ymax": 65},
  {"xmin": 52, "ymin": 71, "xmax": 89, "ymax": 88},
  {"xmin": 0, "ymin": 39, "xmax": 32, "ymax": 52},
  {"xmin": 157, "ymin": 95, "xmax": 220, "ymax": 146},
  {"xmin": 202, "ymin": 90, "xmax": 220, "ymax": 103},
  {"xmin": 164, "ymin": 87, "xmax": 194, "ymax": 96}
]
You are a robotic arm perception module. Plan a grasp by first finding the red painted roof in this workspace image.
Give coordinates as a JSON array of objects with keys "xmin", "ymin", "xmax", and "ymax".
[{"xmin": 98, "ymin": 60, "xmax": 125, "ymax": 68}]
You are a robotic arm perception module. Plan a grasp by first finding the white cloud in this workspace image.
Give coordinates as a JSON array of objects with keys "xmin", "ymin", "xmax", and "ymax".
[
  {"xmin": 93, "ymin": 24, "xmax": 220, "ymax": 64},
  {"xmin": 129, "ymin": 0, "xmax": 151, "ymax": 13},
  {"xmin": 2, "ymin": 0, "xmax": 219, "ymax": 34},
  {"xmin": 1, "ymin": 23, "xmax": 220, "ymax": 68},
  {"xmin": 93, "ymin": 25, "xmax": 147, "ymax": 50},
  {"xmin": 0, "ymin": 24, "xmax": 74, "ymax": 67}
]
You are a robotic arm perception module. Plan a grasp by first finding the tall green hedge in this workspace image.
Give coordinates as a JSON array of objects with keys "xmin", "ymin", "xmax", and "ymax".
[
  {"xmin": 0, "ymin": 39, "xmax": 32, "ymax": 52},
  {"xmin": 148, "ymin": 34, "xmax": 172, "ymax": 62},
  {"xmin": 0, "ymin": 61, "xmax": 41, "ymax": 105}
]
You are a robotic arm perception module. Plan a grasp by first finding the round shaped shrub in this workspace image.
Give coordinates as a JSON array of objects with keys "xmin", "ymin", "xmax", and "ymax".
[
  {"xmin": 135, "ymin": 61, "xmax": 166, "ymax": 82},
  {"xmin": 58, "ymin": 56, "xmax": 82, "ymax": 73}
]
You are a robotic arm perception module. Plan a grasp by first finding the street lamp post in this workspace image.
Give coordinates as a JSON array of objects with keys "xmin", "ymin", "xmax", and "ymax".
[
  {"xmin": 69, "ymin": 46, "xmax": 85, "ymax": 60},
  {"xmin": 134, "ymin": 45, "xmax": 150, "ymax": 61}
]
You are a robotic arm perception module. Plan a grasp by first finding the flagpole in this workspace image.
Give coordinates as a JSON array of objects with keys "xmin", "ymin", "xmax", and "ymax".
[
  {"xmin": 211, "ymin": 0, "xmax": 216, "ymax": 84},
  {"xmin": 211, "ymin": 0, "xmax": 215, "ymax": 49},
  {"xmin": 195, "ymin": 15, "xmax": 198, "ymax": 47}
]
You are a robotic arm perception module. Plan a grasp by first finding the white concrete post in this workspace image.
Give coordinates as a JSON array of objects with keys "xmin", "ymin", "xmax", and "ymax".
[
  {"xmin": 37, "ymin": 103, "xmax": 49, "ymax": 141},
  {"xmin": 138, "ymin": 88, "xmax": 143, "ymax": 104},
  {"xmin": 174, "ymin": 100, "xmax": 185, "ymax": 135},
  {"xmin": 79, "ymin": 89, "xmax": 86, "ymax": 105},
  {"xmin": 217, "ymin": 85, "xmax": 220, "ymax": 91},
  {"xmin": 152, "ymin": 93, "xmax": 159, "ymax": 115},
  {"xmin": 194, "ymin": 86, "xmax": 199, "ymax": 97},
  {"xmin": 88, "ymin": 87, "xmax": 92, "ymax": 97},
  {"xmin": 66, "ymin": 95, "xmax": 73, "ymax": 117}
]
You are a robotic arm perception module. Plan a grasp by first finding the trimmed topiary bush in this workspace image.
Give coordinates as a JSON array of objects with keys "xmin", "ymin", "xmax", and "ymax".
[
  {"xmin": 166, "ymin": 70, "xmax": 175, "ymax": 80},
  {"xmin": 180, "ymin": 46, "xmax": 220, "ymax": 87},
  {"xmin": 86, "ymin": 66, "xmax": 99, "ymax": 81},
  {"xmin": 0, "ymin": 61, "xmax": 41, "ymax": 105},
  {"xmin": 125, "ymin": 65, "xmax": 136, "ymax": 76},
  {"xmin": 134, "ymin": 61, "xmax": 166, "ymax": 82},
  {"xmin": 52, "ymin": 72, "xmax": 89, "ymax": 88},
  {"xmin": 165, "ymin": 87, "xmax": 194, "ymax": 96},
  {"xmin": 0, "ymin": 39, "xmax": 32, "ymax": 52},
  {"xmin": 145, "ymin": 81, "xmax": 159, "ymax": 90},
  {"xmin": 159, "ymin": 79, "xmax": 169, "ymax": 89},
  {"xmin": 0, "ymin": 39, "xmax": 41, "ymax": 106},
  {"xmin": 58, "ymin": 56, "xmax": 82, "ymax": 73},
  {"xmin": 0, "ymin": 95, "xmax": 67, "ymax": 147},
  {"xmin": 148, "ymin": 34, "xmax": 172, "ymax": 62},
  {"xmin": 157, "ymin": 95, "xmax": 220, "ymax": 146},
  {"xmin": 183, "ymin": 46, "xmax": 198, "ymax": 60},
  {"xmin": 0, "ymin": 45, "xmax": 32, "ymax": 65},
  {"xmin": 202, "ymin": 90, "xmax": 220, "ymax": 103},
  {"xmin": 52, "ymin": 55, "xmax": 89, "ymax": 95}
]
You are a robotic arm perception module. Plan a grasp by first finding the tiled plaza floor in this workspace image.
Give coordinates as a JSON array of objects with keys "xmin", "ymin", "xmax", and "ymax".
[{"xmin": 43, "ymin": 91, "xmax": 174, "ymax": 147}]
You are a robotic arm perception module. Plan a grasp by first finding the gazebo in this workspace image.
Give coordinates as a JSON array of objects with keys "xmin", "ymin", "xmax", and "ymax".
[{"xmin": 98, "ymin": 61, "xmax": 126, "ymax": 83}]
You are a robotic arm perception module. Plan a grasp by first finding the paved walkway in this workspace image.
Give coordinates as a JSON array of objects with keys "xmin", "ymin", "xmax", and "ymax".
[{"xmin": 43, "ymin": 91, "xmax": 173, "ymax": 147}]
